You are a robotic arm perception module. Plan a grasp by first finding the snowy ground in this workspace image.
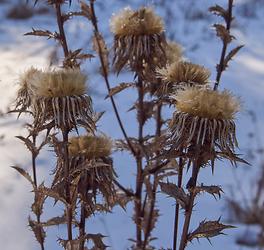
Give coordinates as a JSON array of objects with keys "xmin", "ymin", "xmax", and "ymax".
[{"xmin": 0, "ymin": 0, "xmax": 264, "ymax": 250}]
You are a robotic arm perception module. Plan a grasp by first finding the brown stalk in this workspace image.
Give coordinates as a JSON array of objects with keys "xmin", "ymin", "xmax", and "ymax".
[
  {"xmin": 214, "ymin": 0, "xmax": 233, "ymax": 91},
  {"xmin": 89, "ymin": 0, "xmax": 136, "ymax": 157},
  {"xmin": 62, "ymin": 128, "xmax": 73, "ymax": 241},
  {"xmin": 178, "ymin": 155, "xmax": 201, "ymax": 250},
  {"xmin": 55, "ymin": 3, "xmax": 69, "ymax": 58},
  {"xmin": 173, "ymin": 157, "xmax": 184, "ymax": 250},
  {"xmin": 32, "ymin": 133, "xmax": 45, "ymax": 250},
  {"xmin": 142, "ymin": 104, "xmax": 162, "ymax": 249}
]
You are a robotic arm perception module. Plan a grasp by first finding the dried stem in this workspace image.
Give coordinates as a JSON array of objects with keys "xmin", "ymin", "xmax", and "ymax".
[
  {"xmin": 89, "ymin": 0, "xmax": 136, "ymax": 157},
  {"xmin": 55, "ymin": 3, "xmax": 69, "ymax": 58},
  {"xmin": 62, "ymin": 128, "xmax": 73, "ymax": 241},
  {"xmin": 179, "ymin": 156, "xmax": 201, "ymax": 250},
  {"xmin": 214, "ymin": 0, "xmax": 233, "ymax": 90},
  {"xmin": 173, "ymin": 157, "xmax": 183, "ymax": 250},
  {"xmin": 142, "ymin": 104, "xmax": 162, "ymax": 249},
  {"xmin": 32, "ymin": 133, "xmax": 45, "ymax": 250}
]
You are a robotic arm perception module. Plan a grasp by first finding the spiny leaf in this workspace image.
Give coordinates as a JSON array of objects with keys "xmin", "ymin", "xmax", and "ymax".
[
  {"xmin": 32, "ymin": 183, "xmax": 46, "ymax": 217},
  {"xmin": 28, "ymin": 217, "xmax": 46, "ymax": 245},
  {"xmin": 80, "ymin": 1, "xmax": 92, "ymax": 20},
  {"xmin": 37, "ymin": 187, "xmax": 68, "ymax": 205},
  {"xmin": 12, "ymin": 166, "xmax": 35, "ymax": 186},
  {"xmin": 86, "ymin": 233, "xmax": 108, "ymax": 249},
  {"xmin": 213, "ymin": 24, "xmax": 234, "ymax": 43},
  {"xmin": 195, "ymin": 185, "xmax": 224, "ymax": 199},
  {"xmin": 105, "ymin": 82, "xmax": 134, "ymax": 99},
  {"xmin": 209, "ymin": 5, "xmax": 228, "ymax": 21},
  {"xmin": 159, "ymin": 182, "xmax": 189, "ymax": 209},
  {"xmin": 16, "ymin": 136, "xmax": 37, "ymax": 155},
  {"xmin": 43, "ymin": 214, "xmax": 67, "ymax": 227},
  {"xmin": 223, "ymin": 45, "xmax": 244, "ymax": 70},
  {"xmin": 24, "ymin": 28, "xmax": 59, "ymax": 40},
  {"xmin": 188, "ymin": 218, "xmax": 236, "ymax": 242}
]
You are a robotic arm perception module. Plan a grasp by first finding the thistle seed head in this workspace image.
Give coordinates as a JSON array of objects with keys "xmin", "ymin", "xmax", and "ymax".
[
  {"xmin": 29, "ymin": 68, "xmax": 87, "ymax": 98},
  {"xmin": 165, "ymin": 41, "xmax": 182, "ymax": 64},
  {"xmin": 69, "ymin": 135, "xmax": 112, "ymax": 159},
  {"xmin": 110, "ymin": 7, "xmax": 164, "ymax": 36},
  {"xmin": 174, "ymin": 88, "xmax": 240, "ymax": 120}
]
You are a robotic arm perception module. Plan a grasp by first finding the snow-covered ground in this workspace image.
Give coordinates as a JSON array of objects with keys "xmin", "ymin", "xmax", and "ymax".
[{"xmin": 0, "ymin": 0, "xmax": 263, "ymax": 250}]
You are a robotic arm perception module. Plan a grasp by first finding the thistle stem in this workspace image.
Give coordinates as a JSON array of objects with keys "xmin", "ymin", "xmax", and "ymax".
[
  {"xmin": 214, "ymin": 0, "xmax": 233, "ymax": 90},
  {"xmin": 173, "ymin": 157, "xmax": 183, "ymax": 250},
  {"xmin": 62, "ymin": 129, "xmax": 72, "ymax": 241},
  {"xmin": 55, "ymin": 3, "xmax": 69, "ymax": 58},
  {"xmin": 179, "ymin": 158, "xmax": 200, "ymax": 250}
]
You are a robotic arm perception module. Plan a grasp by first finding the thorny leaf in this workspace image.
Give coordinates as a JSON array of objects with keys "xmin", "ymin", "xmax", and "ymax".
[
  {"xmin": 28, "ymin": 217, "xmax": 46, "ymax": 245},
  {"xmin": 105, "ymin": 82, "xmax": 134, "ymax": 99},
  {"xmin": 63, "ymin": 48, "xmax": 94, "ymax": 67},
  {"xmin": 12, "ymin": 166, "xmax": 35, "ymax": 187},
  {"xmin": 42, "ymin": 214, "xmax": 67, "ymax": 227},
  {"xmin": 80, "ymin": 1, "xmax": 92, "ymax": 20},
  {"xmin": 188, "ymin": 218, "xmax": 235, "ymax": 243},
  {"xmin": 223, "ymin": 45, "xmax": 244, "ymax": 70},
  {"xmin": 108, "ymin": 191, "xmax": 133, "ymax": 210},
  {"xmin": 213, "ymin": 24, "xmax": 234, "ymax": 44},
  {"xmin": 216, "ymin": 151, "xmax": 250, "ymax": 166},
  {"xmin": 37, "ymin": 186, "xmax": 68, "ymax": 205},
  {"xmin": 32, "ymin": 183, "xmax": 46, "ymax": 217},
  {"xmin": 209, "ymin": 5, "xmax": 228, "ymax": 21},
  {"xmin": 142, "ymin": 204, "xmax": 159, "ymax": 236},
  {"xmin": 87, "ymin": 233, "xmax": 108, "ymax": 250},
  {"xmin": 63, "ymin": 11, "xmax": 83, "ymax": 22},
  {"xmin": 16, "ymin": 136, "xmax": 37, "ymax": 155},
  {"xmin": 194, "ymin": 185, "xmax": 224, "ymax": 199},
  {"xmin": 24, "ymin": 28, "xmax": 60, "ymax": 40},
  {"xmin": 159, "ymin": 182, "xmax": 189, "ymax": 209},
  {"xmin": 92, "ymin": 33, "xmax": 109, "ymax": 76}
]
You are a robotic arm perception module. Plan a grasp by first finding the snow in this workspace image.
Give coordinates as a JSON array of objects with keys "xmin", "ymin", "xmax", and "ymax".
[{"xmin": 0, "ymin": 0, "xmax": 263, "ymax": 249}]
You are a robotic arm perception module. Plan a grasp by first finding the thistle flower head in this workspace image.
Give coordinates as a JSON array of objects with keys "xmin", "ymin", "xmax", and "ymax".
[
  {"xmin": 169, "ymin": 88, "xmax": 240, "ymax": 160},
  {"xmin": 29, "ymin": 68, "xmax": 86, "ymax": 98},
  {"xmin": 28, "ymin": 68, "xmax": 94, "ymax": 131},
  {"xmin": 175, "ymin": 88, "xmax": 240, "ymax": 120},
  {"xmin": 110, "ymin": 7, "xmax": 164, "ymax": 36},
  {"xmin": 69, "ymin": 135, "xmax": 112, "ymax": 159}
]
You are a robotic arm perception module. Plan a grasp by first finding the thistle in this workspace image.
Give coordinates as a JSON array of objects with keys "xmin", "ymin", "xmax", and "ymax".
[
  {"xmin": 110, "ymin": 7, "xmax": 166, "ymax": 74},
  {"xmin": 27, "ymin": 68, "xmax": 95, "ymax": 131},
  {"xmin": 169, "ymin": 87, "xmax": 240, "ymax": 161},
  {"xmin": 165, "ymin": 41, "xmax": 182, "ymax": 65},
  {"xmin": 157, "ymin": 62, "xmax": 210, "ymax": 95}
]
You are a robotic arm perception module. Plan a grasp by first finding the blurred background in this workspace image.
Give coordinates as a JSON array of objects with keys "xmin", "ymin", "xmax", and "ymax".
[{"xmin": 0, "ymin": 0, "xmax": 264, "ymax": 249}]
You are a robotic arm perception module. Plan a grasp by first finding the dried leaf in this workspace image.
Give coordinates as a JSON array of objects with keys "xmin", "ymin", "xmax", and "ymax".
[
  {"xmin": 12, "ymin": 166, "xmax": 34, "ymax": 186},
  {"xmin": 93, "ymin": 33, "xmax": 109, "ymax": 76},
  {"xmin": 213, "ymin": 24, "xmax": 233, "ymax": 43},
  {"xmin": 16, "ymin": 136, "xmax": 37, "ymax": 155},
  {"xmin": 24, "ymin": 28, "xmax": 59, "ymax": 40},
  {"xmin": 195, "ymin": 185, "xmax": 223, "ymax": 199},
  {"xmin": 43, "ymin": 214, "xmax": 67, "ymax": 227},
  {"xmin": 159, "ymin": 182, "xmax": 189, "ymax": 209},
  {"xmin": 223, "ymin": 45, "xmax": 244, "ymax": 70},
  {"xmin": 37, "ymin": 186, "xmax": 68, "ymax": 205},
  {"xmin": 28, "ymin": 217, "xmax": 46, "ymax": 245},
  {"xmin": 86, "ymin": 233, "xmax": 108, "ymax": 249},
  {"xmin": 105, "ymin": 82, "xmax": 134, "ymax": 99},
  {"xmin": 188, "ymin": 218, "xmax": 235, "ymax": 242},
  {"xmin": 32, "ymin": 184, "xmax": 46, "ymax": 217},
  {"xmin": 209, "ymin": 5, "xmax": 228, "ymax": 21},
  {"xmin": 80, "ymin": 1, "xmax": 92, "ymax": 20}
]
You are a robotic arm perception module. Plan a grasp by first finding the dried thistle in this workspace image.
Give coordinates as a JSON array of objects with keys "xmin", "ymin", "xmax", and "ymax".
[
  {"xmin": 169, "ymin": 87, "xmax": 240, "ymax": 158},
  {"xmin": 165, "ymin": 41, "xmax": 183, "ymax": 64},
  {"xmin": 157, "ymin": 62, "xmax": 210, "ymax": 94},
  {"xmin": 111, "ymin": 7, "xmax": 166, "ymax": 73},
  {"xmin": 28, "ymin": 68, "xmax": 94, "ymax": 131}
]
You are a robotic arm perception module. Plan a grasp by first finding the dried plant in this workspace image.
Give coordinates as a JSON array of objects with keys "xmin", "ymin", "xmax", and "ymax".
[{"xmin": 11, "ymin": 0, "xmax": 245, "ymax": 250}]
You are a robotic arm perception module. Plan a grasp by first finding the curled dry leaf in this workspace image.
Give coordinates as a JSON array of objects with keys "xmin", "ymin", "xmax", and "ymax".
[
  {"xmin": 223, "ymin": 45, "xmax": 244, "ymax": 70},
  {"xmin": 213, "ymin": 24, "xmax": 234, "ymax": 44},
  {"xmin": 188, "ymin": 219, "xmax": 236, "ymax": 243},
  {"xmin": 11, "ymin": 166, "xmax": 35, "ymax": 187},
  {"xmin": 159, "ymin": 182, "xmax": 189, "ymax": 209},
  {"xmin": 105, "ymin": 82, "xmax": 134, "ymax": 99},
  {"xmin": 209, "ymin": 5, "xmax": 228, "ymax": 21},
  {"xmin": 28, "ymin": 217, "xmax": 46, "ymax": 245},
  {"xmin": 25, "ymin": 28, "xmax": 60, "ymax": 40}
]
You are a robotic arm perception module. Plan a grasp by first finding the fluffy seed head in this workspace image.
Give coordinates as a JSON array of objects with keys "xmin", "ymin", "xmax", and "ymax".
[
  {"xmin": 29, "ymin": 68, "xmax": 87, "ymax": 98},
  {"xmin": 175, "ymin": 88, "xmax": 240, "ymax": 120},
  {"xmin": 110, "ymin": 7, "xmax": 164, "ymax": 36},
  {"xmin": 157, "ymin": 61, "xmax": 210, "ymax": 86},
  {"xmin": 69, "ymin": 135, "xmax": 112, "ymax": 159}
]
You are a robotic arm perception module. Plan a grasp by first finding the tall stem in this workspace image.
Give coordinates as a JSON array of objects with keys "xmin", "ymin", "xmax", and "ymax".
[
  {"xmin": 32, "ymin": 134, "xmax": 45, "ymax": 250},
  {"xmin": 179, "ymin": 159, "xmax": 200, "ymax": 250},
  {"xmin": 173, "ymin": 157, "xmax": 183, "ymax": 250},
  {"xmin": 135, "ymin": 77, "xmax": 144, "ymax": 247},
  {"xmin": 55, "ymin": 3, "xmax": 69, "ymax": 58},
  {"xmin": 62, "ymin": 129, "xmax": 72, "ymax": 241}
]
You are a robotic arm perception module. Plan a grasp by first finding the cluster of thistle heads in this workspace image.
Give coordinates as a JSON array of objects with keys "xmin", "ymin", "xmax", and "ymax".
[
  {"xmin": 13, "ymin": 4, "xmax": 241, "ymax": 248},
  {"xmin": 110, "ymin": 6, "xmax": 240, "ymax": 165}
]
